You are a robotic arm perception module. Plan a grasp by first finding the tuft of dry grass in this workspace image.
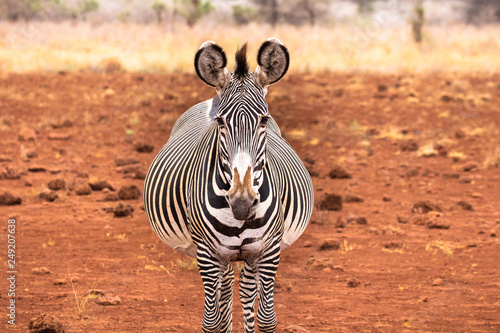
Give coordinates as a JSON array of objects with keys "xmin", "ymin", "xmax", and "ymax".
[
  {"xmin": 176, "ymin": 258, "xmax": 198, "ymax": 271},
  {"xmin": 0, "ymin": 22, "xmax": 499, "ymax": 73}
]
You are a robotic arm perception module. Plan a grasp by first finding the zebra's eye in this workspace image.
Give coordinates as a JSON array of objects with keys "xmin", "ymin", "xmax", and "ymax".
[
  {"xmin": 260, "ymin": 116, "xmax": 269, "ymax": 127},
  {"xmin": 215, "ymin": 117, "xmax": 224, "ymax": 127}
]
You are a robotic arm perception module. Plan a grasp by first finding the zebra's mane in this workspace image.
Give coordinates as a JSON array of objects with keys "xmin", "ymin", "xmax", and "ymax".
[{"xmin": 234, "ymin": 43, "xmax": 249, "ymax": 80}]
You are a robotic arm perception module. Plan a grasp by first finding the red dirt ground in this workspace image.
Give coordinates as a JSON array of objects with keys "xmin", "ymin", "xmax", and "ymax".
[{"xmin": 1, "ymin": 72, "xmax": 499, "ymax": 332}]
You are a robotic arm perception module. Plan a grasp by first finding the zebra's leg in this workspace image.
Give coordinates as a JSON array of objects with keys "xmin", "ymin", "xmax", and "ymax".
[
  {"xmin": 197, "ymin": 245, "xmax": 226, "ymax": 333},
  {"xmin": 255, "ymin": 241, "xmax": 281, "ymax": 333},
  {"xmin": 239, "ymin": 261, "xmax": 258, "ymax": 333},
  {"xmin": 219, "ymin": 265, "xmax": 234, "ymax": 333}
]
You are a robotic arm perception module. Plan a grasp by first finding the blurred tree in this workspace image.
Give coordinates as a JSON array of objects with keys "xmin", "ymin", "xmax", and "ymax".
[
  {"xmin": 152, "ymin": 1, "xmax": 167, "ymax": 24},
  {"xmin": 354, "ymin": 0, "xmax": 376, "ymax": 14},
  {"xmin": 252, "ymin": 0, "xmax": 280, "ymax": 27},
  {"xmin": 232, "ymin": 4, "xmax": 256, "ymax": 25},
  {"xmin": 466, "ymin": 0, "xmax": 500, "ymax": 24},
  {"xmin": 411, "ymin": 0, "xmax": 424, "ymax": 43},
  {"xmin": 175, "ymin": 0, "xmax": 214, "ymax": 27},
  {"xmin": 287, "ymin": 0, "xmax": 332, "ymax": 25},
  {"xmin": 79, "ymin": 0, "xmax": 99, "ymax": 20}
]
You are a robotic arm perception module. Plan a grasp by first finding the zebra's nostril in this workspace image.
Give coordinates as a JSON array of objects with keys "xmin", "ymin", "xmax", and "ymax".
[{"xmin": 252, "ymin": 198, "xmax": 259, "ymax": 207}]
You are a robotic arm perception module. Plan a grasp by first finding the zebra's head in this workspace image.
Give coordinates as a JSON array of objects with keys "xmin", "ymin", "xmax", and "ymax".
[{"xmin": 194, "ymin": 38, "xmax": 289, "ymax": 220}]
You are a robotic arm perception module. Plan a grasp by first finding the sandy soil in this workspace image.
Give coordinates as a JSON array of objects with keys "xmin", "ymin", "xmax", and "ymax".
[{"xmin": 0, "ymin": 72, "xmax": 499, "ymax": 332}]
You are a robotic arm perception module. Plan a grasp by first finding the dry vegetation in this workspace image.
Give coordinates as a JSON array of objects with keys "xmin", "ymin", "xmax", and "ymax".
[{"xmin": 0, "ymin": 21, "xmax": 499, "ymax": 73}]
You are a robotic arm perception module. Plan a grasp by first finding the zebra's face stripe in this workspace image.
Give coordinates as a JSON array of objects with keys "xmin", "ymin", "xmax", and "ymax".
[{"xmin": 216, "ymin": 73, "xmax": 269, "ymax": 220}]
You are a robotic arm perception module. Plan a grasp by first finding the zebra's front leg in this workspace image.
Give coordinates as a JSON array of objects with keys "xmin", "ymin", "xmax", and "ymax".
[
  {"xmin": 256, "ymin": 242, "xmax": 281, "ymax": 333},
  {"xmin": 219, "ymin": 265, "xmax": 234, "ymax": 333},
  {"xmin": 197, "ymin": 245, "xmax": 228, "ymax": 333},
  {"xmin": 239, "ymin": 261, "xmax": 258, "ymax": 333}
]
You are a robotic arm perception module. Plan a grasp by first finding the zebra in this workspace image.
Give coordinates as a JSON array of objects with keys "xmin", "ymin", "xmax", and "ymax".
[{"xmin": 143, "ymin": 38, "xmax": 313, "ymax": 333}]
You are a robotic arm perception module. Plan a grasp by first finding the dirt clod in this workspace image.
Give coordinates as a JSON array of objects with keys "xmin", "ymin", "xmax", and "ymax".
[
  {"xmin": 115, "ymin": 158, "xmax": 140, "ymax": 166},
  {"xmin": 319, "ymin": 239, "xmax": 340, "ymax": 251},
  {"xmin": 19, "ymin": 127, "xmax": 37, "ymax": 141},
  {"xmin": 87, "ymin": 289, "xmax": 105, "ymax": 296},
  {"xmin": 400, "ymin": 139, "xmax": 419, "ymax": 152},
  {"xmin": 97, "ymin": 295, "xmax": 122, "ymax": 306},
  {"xmin": 412, "ymin": 200, "xmax": 442, "ymax": 213},
  {"xmin": 344, "ymin": 194, "xmax": 364, "ymax": 203},
  {"xmin": 2, "ymin": 166, "xmax": 22, "ymax": 179},
  {"xmin": 305, "ymin": 258, "xmax": 334, "ymax": 271},
  {"xmin": 74, "ymin": 183, "xmax": 91, "ymax": 196},
  {"xmin": 432, "ymin": 278, "xmax": 444, "ymax": 286},
  {"xmin": 317, "ymin": 193, "xmax": 342, "ymax": 211},
  {"xmin": 328, "ymin": 165, "xmax": 352, "ymax": 179},
  {"xmin": 31, "ymin": 267, "xmax": 51, "ymax": 275},
  {"xmin": 284, "ymin": 325, "xmax": 310, "ymax": 333},
  {"xmin": 0, "ymin": 191, "xmax": 22, "ymax": 205},
  {"xmin": 47, "ymin": 179, "xmax": 66, "ymax": 191},
  {"xmin": 118, "ymin": 185, "xmax": 141, "ymax": 200},
  {"xmin": 335, "ymin": 217, "xmax": 347, "ymax": 228},
  {"xmin": 114, "ymin": 202, "xmax": 134, "ymax": 217},
  {"xmin": 88, "ymin": 177, "xmax": 114, "ymax": 191},
  {"xmin": 134, "ymin": 141, "xmax": 154, "ymax": 153},
  {"xmin": 39, "ymin": 189, "xmax": 59, "ymax": 202},
  {"xmin": 463, "ymin": 162, "xmax": 478, "ymax": 172},
  {"xmin": 450, "ymin": 200, "xmax": 474, "ymax": 211},
  {"xmin": 347, "ymin": 277, "xmax": 361, "ymax": 288},
  {"xmin": 53, "ymin": 279, "xmax": 67, "ymax": 285},
  {"xmin": 48, "ymin": 132, "xmax": 71, "ymax": 140},
  {"xmin": 28, "ymin": 313, "xmax": 65, "ymax": 333}
]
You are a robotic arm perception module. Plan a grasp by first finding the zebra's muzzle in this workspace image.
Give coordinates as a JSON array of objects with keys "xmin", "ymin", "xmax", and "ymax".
[{"xmin": 226, "ymin": 167, "xmax": 259, "ymax": 220}]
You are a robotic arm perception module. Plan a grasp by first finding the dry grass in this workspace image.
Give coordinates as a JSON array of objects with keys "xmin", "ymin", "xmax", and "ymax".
[{"xmin": 0, "ymin": 21, "xmax": 499, "ymax": 73}]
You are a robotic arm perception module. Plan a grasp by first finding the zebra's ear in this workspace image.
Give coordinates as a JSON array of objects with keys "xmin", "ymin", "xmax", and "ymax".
[
  {"xmin": 195, "ymin": 41, "xmax": 231, "ymax": 90},
  {"xmin": 254, "ymin": 38, "xmax": 290, "ymax": 88}
]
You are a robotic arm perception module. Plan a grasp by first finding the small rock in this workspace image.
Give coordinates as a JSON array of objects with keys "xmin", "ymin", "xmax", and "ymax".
[
  {"xmin": 303, "ymin": 241, "xmax": 312, "ymax": 248},
  {"xmin": 305, "ymin": 258, "xmax": 334, "ymax": 271},
  {"xmin": 397, "ymin": 216, "xmax": 409, "ymax": 224},
  {"xmin": 317, "ymin": 193, "xmax": 342, "ymax": 211},
  {"xmin": 118, "ymin": 185, "xmax": 141, "ymax": 200},
  {"xmin": 31, "ymin": 267, "xmax": 51, "ymax": 275},
  {"xmin": 335, "ymin": 217, "xmax": 347, "ymax": 228},
  {"xmin": 471, "ymin": 192, "xmax": 483, "ymax": 199},
  {"xmin": 383, "ymin": 196, "xmax": 392, "ymax": 202},
  {"xmin": 28, "ymin": 165, "xmax": 47, "ymax": 172},
  {"xmin": 2, "ymin": 166, "xmax": 22, "ymax": 179},
  {"xmin": 50, "ymin": 119, "xmax": 73, "ymax": 129},
  {"xmin": 463, "ymin": 162, "xmax": 478, "ymax": 172},
  {"xmin": 319, "ymin": 239, "xmax": 340, "ymax": 251},
  {"xmin": 74, "ymin": 183, "xmax": 92, "ymax": 196},
  {"xmin": 418, "ymin": 145, "xmax": 438, "ymax": 158},
  {"xmin": 328, "ymin": 165, "xmax": 352, "ymax": 179},
  {"xmin": 53, "ymin": 278, "xmax": 67, "ymax": 285},
  {"xmin": 405, "ymin": 168, "xmax": 419, "ymax": 178},
  {"xmin": 458, "ymin": 176, "xmax": 473, "ymax": 184},
  {"xmin": 440, "ymin": 94, "xmax": 453, "ymax": 102},
  {"xmin": 28, "ymin": 313, "xmax": 65, "ymax": 333},
  {"xmin": 86, "ymin": 289, "xmax": 105, "ymax": 296},
  {"xmin": 114, "ymin": 202, "xmax": 134, "ymax": 217},
  {"xmin": 48, "ymin": 132, "xmax": 71, "ymax": 140},
  {"xmin": 0, "ymin": 154, "xmax": 13, "ymax": 162},
  {"xmin": 97, "ymin": 295, "xmax": 122, "ymax": 306},
  {"xmin": 284, "ymin": 325, "xmax": 310, "ymax": 333},
  {"xmin": 88, "ymin": 177, "xmax": 114, "ymax": 191},
  {"xmin": 442, "ymin": 173, "xmax": 460, "ymax": 179},
  {"xmin": 39, "ymin": 189, "xmax": 59, "ymax": 202},
  {"xmin": 115, "ymin": 158, "xmax": 140, "ymax": 166},
  {"xmin": 450, "ymin": 200, "xmax": 474, "ymax": 211},
  {"xmin": 432, "ymin": 278, "xmax": 444, "ymax": 286},
  {"xmin": 426, "ymin": 211, "xmax": 450, "ymax": 229},
  {"xmin": 385, "ymin": 241, "xmax": 404, "ymax": 249},
  {"xmin": 347, "ymin": 277, "xmax": 361, "ymax": 288},
  {"xmin": 356, "ymin": 216, "xmax": 368, "ymax": 225},
  {"xmin": 0, "ymin": 191, "xmax": 22, "ymax": 205},
  {"xmin": 400, "ymin": 139, "xmax": 419, "ymax": 152},
  {"xmin": 344, "ymin": 194, "xmax": 364, "ymax": 203},
  {"xmin": 103, "ymin": 193, "xmax": 119, "ymax": 201},
  {"xmin": 134, "ymin": 141, "xmax": 154, "ymax": 153},
  {"xmin": 47, "ymin": 179, "xmax": 65, "ymax": 191},
  {"xmin": 434, "ymin": 144, "xmax": 448, "ymax": 157},
  {"xmin": 18, "ymin": 127, "xmax": 37, "ymax": 141},
  {"xmin": 412, "ymin": 200, "xmax": 442, "ymax": 213},
  {"xmin": 455, "ymin": 129, "xmax": 466, "ymax": 139}
]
